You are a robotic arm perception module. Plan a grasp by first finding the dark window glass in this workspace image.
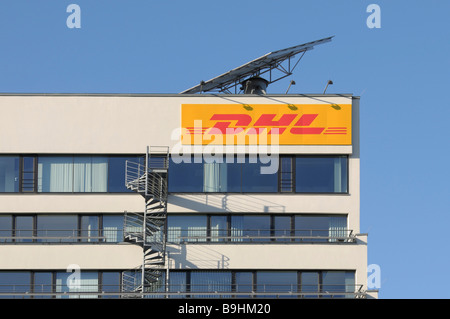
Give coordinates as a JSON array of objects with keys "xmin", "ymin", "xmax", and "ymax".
[
  {"xmin": 295, "ymin": 215, "xmax": 347, "ymax": 241},
  {"xmin": 301, "ymin": 272, "xmax": 319, "ymax": 298},
  {"xmin": 168, "ymin": 272, "xmax": 187, "ymax": 298},
  {"xmin": 235, "ymin": 272, "xmax": 252, "ymax": 297},
  {"xmin": 256, "ymin": 271, "xmax": 297, "ymax": 298},
  {"xmin": 296, "ymin": 156, "xmax": 347, "ymax": 193},
  {"xmin": 101, "ymin": 272, "xmax": 120, "ymax": 298},
  {"xmin": 0, "ymin": 156, "xmax": 19, "ymax": 192},
  {"xmin": 274, "ymin": 216, "xmax": 292, "ymax": 241},
  {"xmin": 168, "ymin": 159, "xmax": 203, "ymax": 192},
  {"xmin": 167, "ymin": 215, "xmax": 207, "ymax": 243},
  {"xmin": 190, "ymin": 271, "xmax": 231, "ymax": 298},
  {"xmin": 34, "ymin": 272, "xmax": 52, "ymax": 298},
  {"xmin": 108, "ymin": 156, "xmax": 139, "ymax": 193},
  {"xmin": 15, "ymin": 216, "xmax": 34, "ymax": 243},
  {"xmin": 242, "ymin": 162, "xmax": 278, "ymax": 192},
  {"xmin": 103, "ymin": 215, "xmax": 124, "ymax": 243},
  {"xmin": 0, "ymin": 215, "xmax": 12, "ymax": 242},
  {"xmin": 0, "ymin": 272, "xmax": 31, "ymax": 298},
  {"xmin": 322, "ymin": 271, "xmax": 355, "ymax": 298},
  {"xmin": 231, "ymin": 215, "xmax": 270, "ymax": 242},
  {"xmin": 36, "ymin": 215, "xmax": 77, "ymax": 242},
  {"xmin": 81, "ymin": 215, "xmax": 100, "ymax": 242}
]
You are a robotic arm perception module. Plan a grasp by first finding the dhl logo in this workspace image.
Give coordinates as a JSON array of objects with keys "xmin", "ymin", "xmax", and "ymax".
[{"xmin": 181, "ymin": 104, "xmax": 352, "ymax": 145}]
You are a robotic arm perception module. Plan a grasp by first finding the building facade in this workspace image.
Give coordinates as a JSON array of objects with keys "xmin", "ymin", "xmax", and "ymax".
[{"xmin": 0, "ymin": 93, "xmax": 377, "ymax": 298}]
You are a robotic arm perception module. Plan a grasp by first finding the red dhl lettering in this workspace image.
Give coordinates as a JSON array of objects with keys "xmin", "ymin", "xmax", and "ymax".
[{"xmin": 185, "ymin": 113, "xmax": 347, "ymax": 135}]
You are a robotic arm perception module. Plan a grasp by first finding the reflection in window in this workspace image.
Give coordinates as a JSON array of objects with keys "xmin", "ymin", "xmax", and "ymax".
[
  {"xmin": 101, "ymin": 272, "xmax": 120, "ymax": 298},
  {"xmin": 15, "ymin": 216, "xmax": 34, "ymax": 243},
  {"xmin": 108, "ymin": 156, "xmax": 140, "ymax": 193},
  {"xmin": 0, "ymin": 272, "xmax": 31, "ymax": 299},
  {"xmin": 0, "ymin": 215, "xmax": 12, "ymax": 242},
  {"xmin": 56, "ymin": 271, "xmax": 98, "ymax": 299},
  {"xmin": 231, "ymin": 215, "xmax": 270, "ymax": 242},
  {"xmin": 295, "ymin": 215, "xmax": 347, "ymax": 241},
  {"xmin": 234, "ymin": 272, "xmax": 253, "ymax": 297},
  {"xmin": 190, "ymin": 271, "xmax": 232, "ymax": 298},
  {"xmin": 0, "ymin": 156, "xmax": 19, "ymax": 192},
  {"xmin": 168, "ymin": 272, "xmax": 187, "ymax": 298},
  {"xmin": 301, "ymin": 272, "xmax": 319, "ymax": 298},
  {"xmin": 241, "ymin": 162, "xmax": 278, "ymax": 192},
  {"xmin": 81, "ymin": 215, "xmax": 99, "ymax": 242},
  {"xmin": 37, "ymin": 215, "xmax": 78, "ymax": 242},
  {"xmin": 210, "ymin": 215, "xmax": 227, "ymax": 242},
  {"xmin": 167, "ymin": 215, "xmax": 207, "ymax": 243},
  {"xmin": 322, "ymin": 271, "xmax": 355, "ymax": 298},
  {"xmin": 103, "ymin": 215, "xmax": 124, "ymax": 243},
  {"xmin": 256, "ymin": 271, "xmax": 297, "ymax": 298},
  {"xmin": 34, "ymin": 272, "xmax": 52, "ymax": 299},
  {"xmin": 296, "ymin": 156, "xmax": 347, "ymax": 193}
]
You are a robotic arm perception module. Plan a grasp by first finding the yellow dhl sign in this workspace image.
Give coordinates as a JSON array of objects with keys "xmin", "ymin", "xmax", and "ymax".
[{"xmin": 181, "ymin": 104, "xmax": 352, "ymax": 145}]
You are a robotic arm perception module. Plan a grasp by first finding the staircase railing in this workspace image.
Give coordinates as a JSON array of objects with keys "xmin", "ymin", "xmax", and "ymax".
[{"xmin": 121, "ymin": 146, "xmax": 169, "ymax": 297}]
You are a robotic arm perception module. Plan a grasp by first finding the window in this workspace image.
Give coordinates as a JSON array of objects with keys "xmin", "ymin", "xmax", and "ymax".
[
  {"xmin": 169, "ymin": 160, "xmax": 204, "ymax": 192},
  {"xmin": 167, "ymin": 215, "xmax": 207, "ymax": 243},
  {"xmin": 190, "ymin": 271, "xmax": 232, "ymax": 298},
  {"xmin": 256, "ymin": 271, "xmax": 297, "ymax": 298},
  {"xmin": 21, "ymin": 156, "xmax": 36, "ymax": 192},
  {"xmin": 234, "ymin": 272, "xmax": 253, "ymax": 297},
  {"xmin": 210, "ymin": 215, "xmax": 227, "ymax": 242},
  {"xmin": 279, "ymin": 157, "xmax": 294, "ymax": 192},
  {"xmin": 108, "ymin": 156, "xmax": 141, "ymax": 193},
  {"xmin": 101, "ymin": 272, "xmax": 121, "ymax": 298},
  {"xmin": 295, "ymin": 215, "xmax": 347, "ymax": 241},
  {"xmin": 296, "ymin": 156, "xmax": 348, "ymax": 193},
  {"xmin": 33, "ymin": 272, "xmax": 52, "ymax": 299},
  {"xmin": 15, "ymin": 215, "xmax": 34, "ymax": 243},
  {"xmin": 231, "ymin": 215, "xmax": 271, "ymax": 242},
  {"xmin": 36, "ymin": 215, "xmax": 78, "ymax": 242},
  {"xmin": 102, "ymin": 215, "xmax": 124, "ymax": 243},
  {"xmin": 38, "ymin": 156, "xmax": 108, "ymax": 193},
  {"xmin": 0, "ymin": 215, "xmax": 12, "ymax": 242},
  {"xmin": 0, "ymin": 156, "xmax": 19, "ymax": 192},
  {"xmin": 273, "ymin": 215, "xmax": 292, "ymax": 242},
  {"xmin": 0, "ymin": 272, "xmax": 31, "ymax": 299},
  {"xmin": 300, "ymin": 272, "xmax": 319, "ymax": 298},
  {"xmin": 56, "ymin": 271, "xmax": 99, "ymax": 299},
  {"xmin": 80, "ymin": 215, "xmax": 100, "ymax": 242},
  {"xmin": 322, "ymin": 271, "xmax": 355, "ymax": 297}
]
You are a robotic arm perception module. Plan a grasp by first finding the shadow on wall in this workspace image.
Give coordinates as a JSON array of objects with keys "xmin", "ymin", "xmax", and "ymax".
[
  {"xmin": 168, "ymin": 194, "xmax": 285, "ymax": 213},
  {"xmin": 167, "ymin": 244, "xmax": 230, "ymax": 269}
]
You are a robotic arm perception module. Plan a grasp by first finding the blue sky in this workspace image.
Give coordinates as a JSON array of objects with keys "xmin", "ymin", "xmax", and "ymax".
[{"xmin": 1, "ymin": 1, "xmax": 449, "ymax": 299}]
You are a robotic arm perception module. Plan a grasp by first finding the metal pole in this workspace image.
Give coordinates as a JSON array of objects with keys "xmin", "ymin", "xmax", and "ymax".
[{"xmin": 142, "ymin": 146, "xmax": 149, "ymax": 295}]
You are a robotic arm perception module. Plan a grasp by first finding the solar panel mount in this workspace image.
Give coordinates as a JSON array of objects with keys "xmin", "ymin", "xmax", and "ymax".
[{"xmin": 180, "ymin": 36, "xmax": 334, "ymax": 94}]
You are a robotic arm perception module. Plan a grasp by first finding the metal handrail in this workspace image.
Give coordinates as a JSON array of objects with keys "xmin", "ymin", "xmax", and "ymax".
[
  {"xmin": 0, "ymin": 284, "xmax": 366, "ymax": 298},
  {"xmin": 168, "ymin": 229, "xmax": 356, "ymax": 243},
  {"xmin": 0, "ymin": 229, "xmax": 123, "ymax": 243}
]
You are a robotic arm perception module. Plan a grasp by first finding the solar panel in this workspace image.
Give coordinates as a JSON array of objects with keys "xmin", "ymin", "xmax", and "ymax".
[{"xmin": 180, "ymin": 36, "xmax": 334, "ymax": 94}]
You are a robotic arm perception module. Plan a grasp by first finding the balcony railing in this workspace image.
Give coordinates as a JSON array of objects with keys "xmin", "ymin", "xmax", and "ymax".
[
  {"xmin": 168, "ymin": 229, "xmax": 356, "ymax": 244},
  {"xmin": 0, "ymin": 229, "xmax": 356, "ymax": 244},
  {"xmin": 0, "ymin": 229, "xmax": 123, "ymax": 243},
  {"xmin": 0, "ymin": 284, "xmax": 366, "ymax": 299}
]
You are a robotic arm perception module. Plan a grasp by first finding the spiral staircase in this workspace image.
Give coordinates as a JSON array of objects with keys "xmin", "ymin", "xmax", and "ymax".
[{"xmin": 121, "ymin": 146, "xmax": 169, "ymax": 296}]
